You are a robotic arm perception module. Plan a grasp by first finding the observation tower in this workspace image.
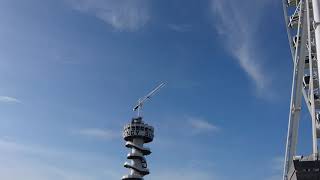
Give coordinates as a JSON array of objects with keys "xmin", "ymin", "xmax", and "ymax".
[
  {"xmin": 122, "ymin": 117, "xmax": 154, "ymax": 180},
  {"xmin": 122, "ymin": 83, "xmax": 165, "ymax": 180},
  {"xmin": 283, "ymin": 0, "xmax": 320, "ymax": 179}
]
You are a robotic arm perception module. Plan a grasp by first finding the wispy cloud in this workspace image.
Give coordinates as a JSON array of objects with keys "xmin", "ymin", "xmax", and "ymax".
[
  {"xmin": 0, "ymin": 137, "xmax": 121, "ymax": 180},
  {"xmin": 265, "ymin": 156, "xmax": 284, "ymax": 180},
  {"xmin": 271, "ymin": 156, "xmax": 284, "ymax": 172},
  {"xmin": 168, "ymin": 24, "xmax": 192, "ymax": 32},
  {"xmin": 211, "ymin": 0, "xmax": 273, "ymax": 97},
  {"xmin": 73, "ymin": 128, "xmax": 120, "ymax": 140},
  {"xmin": 188, "ymin": 117, "xmax": 219, "ymax": 134},
  {"xmin": 0, "ymin": 136, "xmax": 220, "ymax": 180},
  {"xmin": 151, "ymin": 168, "xmax": 220, "ymax": 180},
  {"xmin": 67, "ymin": 0, "xmax": 150, "ymax": 31},
  {"xmin": 0, "ymin": 96, "xmax": 21, "ymax": 104}
]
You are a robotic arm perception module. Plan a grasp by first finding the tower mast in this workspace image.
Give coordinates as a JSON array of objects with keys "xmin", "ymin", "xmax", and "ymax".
[{"xmin": 122, "ymin": 83, "xmax": 165, "ymax": 180}]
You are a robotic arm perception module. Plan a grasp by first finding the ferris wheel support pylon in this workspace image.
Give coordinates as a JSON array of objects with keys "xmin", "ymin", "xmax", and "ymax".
[
  {"xmin": 311, "ymin": 0, "xmax": 320, "ymax": 155},
  {"xmin": 312, "ymin": 0, "xmax": 320, "ymax": 79},
  {"xmin": 283, "ymin": 2, "xmax": 308, "ymax": 177},
  {"xmin": 309, "ymin": 0, "xmax": 319, "ymax": 158},
  {"xmin": 282, "ymin": 0, "xmax": 320, "ymax": 179}
]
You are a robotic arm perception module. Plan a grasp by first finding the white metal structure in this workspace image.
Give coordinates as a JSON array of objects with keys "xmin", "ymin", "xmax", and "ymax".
[
  {"xmin": 122, "ymin": 83, "xmax": 165, "ymax": 180},
  {"xmin": 283, "ymin": 0, "xmax": 320, "ymax": 179},
  {"xmin": 133, "ymin": 82, "xmax": 166, "ymax": 117}
]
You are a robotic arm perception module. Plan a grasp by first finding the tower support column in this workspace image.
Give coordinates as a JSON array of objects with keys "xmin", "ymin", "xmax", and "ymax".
[{"xmin": 122, "ymin": 117, "xmax": 154, "ymax": 180}]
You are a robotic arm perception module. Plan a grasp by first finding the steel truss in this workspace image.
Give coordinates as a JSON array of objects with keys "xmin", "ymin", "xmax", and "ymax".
[{"xmin": 283, "ymin": 0, "xmax": 320, "ymax": 179}]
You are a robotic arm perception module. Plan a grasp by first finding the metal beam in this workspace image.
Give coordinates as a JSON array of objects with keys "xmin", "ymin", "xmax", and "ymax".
[{"xmin": 284, "ymin": 2, "xmax": 308, "ymax": 179}]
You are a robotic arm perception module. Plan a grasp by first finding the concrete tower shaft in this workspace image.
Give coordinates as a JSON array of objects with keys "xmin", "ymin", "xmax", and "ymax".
[{"xmin": 122, "ymin": 117, "xmax": 154, "ymax": 180}]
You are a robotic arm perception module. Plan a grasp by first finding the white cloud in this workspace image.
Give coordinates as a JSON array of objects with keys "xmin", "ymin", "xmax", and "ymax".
[
  {"xmin": 67, "ymin": 0, "xmax": 150, "ymax": 31},
  {"xmin": 0, "ymin": 137, "xmax": 121, "ymax": 180},
  {"xmin": 168, "ymin": 24, "xmax": 192, "ymax": 32},
  {"xmin": 265, "ymin": 174, "xmax": 282, "ymax": 180},
  {"xmin": 151, "ymin": 168, "xmax": 220, "ymax": 180},
  {"xmin": 271, "ymin": 156, "xmax": 284, "ymax": 172},
  {"xmin": 0, "ymin": 161, "xmax": 96, "ymax": 180},
  {"xmin": 0, "ymin": 96, "xmax": 21, "ymax": 103},
  {"xmin": 265, "ymin": 156, "xmax": 284, "ymax": 180},
  {"xmin": 211, "ymin": 0, "xmax": 273, "ymax": 97},
  {"xmin": 0, "ymin": 137, "xmax": 222, "ymax": 180},
  {"xmin": 73, "ymin": 128, "xmax": 120, "ymax": 140},
  {"xmin": 188, "ymin": 117, "xmax": 219, "ymax": 134}
]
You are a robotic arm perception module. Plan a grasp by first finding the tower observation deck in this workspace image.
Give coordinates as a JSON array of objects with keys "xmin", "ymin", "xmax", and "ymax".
[{"xmin": 283, "ymin": 0, "xmax": 320, "ymax": 179}]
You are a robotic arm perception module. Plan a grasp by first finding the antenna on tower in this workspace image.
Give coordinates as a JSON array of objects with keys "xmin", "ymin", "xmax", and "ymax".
[{"xmin": 133, "ymin": 82, "xmax": 166, "ymax": 117}]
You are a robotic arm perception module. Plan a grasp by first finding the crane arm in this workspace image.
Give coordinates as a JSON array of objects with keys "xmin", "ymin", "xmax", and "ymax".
[{"xmin": 133, "ymin": 82, "xmax": 166, "ymax": 112}]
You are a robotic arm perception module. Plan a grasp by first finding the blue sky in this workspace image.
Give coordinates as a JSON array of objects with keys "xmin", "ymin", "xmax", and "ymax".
[{"xmin": 0, "ymin": 0, "xmax": 316, "ymax": 179}]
